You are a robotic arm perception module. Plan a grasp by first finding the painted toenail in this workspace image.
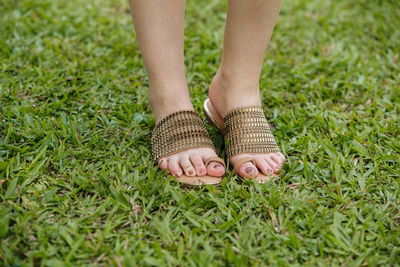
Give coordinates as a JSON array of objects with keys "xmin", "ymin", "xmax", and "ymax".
[{"xmin": 245, "ymin": 167, "xmax": 255, "ymax": 174}]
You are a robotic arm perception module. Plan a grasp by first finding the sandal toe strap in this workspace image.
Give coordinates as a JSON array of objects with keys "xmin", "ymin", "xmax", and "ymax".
[
  {"xmin": 232, "ymin": 156, "xmax": 256, "ymax": 174},
  {"xmin": 204, "ymin": 157, "xmax": 226, "ymax": 169}
]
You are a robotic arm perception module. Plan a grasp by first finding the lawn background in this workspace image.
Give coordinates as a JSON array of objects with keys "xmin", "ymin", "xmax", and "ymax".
[{"xmin": 1, "ymin": 0, "xmax": 400, "ymax": 266}]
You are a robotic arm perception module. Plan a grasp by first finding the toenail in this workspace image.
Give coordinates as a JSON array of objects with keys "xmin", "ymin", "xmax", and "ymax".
[
  {"xmin": 214, "ymin": 164, "xmax": 221, "ymax": 169},
  {"xmin": 245, "ymin": 167, "xmax": 255, "ymax": 174},
  {"xmin": 188, "ymin": 169, "xmax": 194, "ymax": 175}
]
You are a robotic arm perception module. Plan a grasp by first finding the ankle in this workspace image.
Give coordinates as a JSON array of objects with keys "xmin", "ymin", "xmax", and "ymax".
[
  {"xmin": 209, "ymin": 69, "xmax": 262, "ymax": 117},
  {"xmin": 149, "ymin": 85, "xmax": 193, "ymax": 123},
  {"xmin": 217, "ymin": 68, "xmax": 260, "ymax": 92}
]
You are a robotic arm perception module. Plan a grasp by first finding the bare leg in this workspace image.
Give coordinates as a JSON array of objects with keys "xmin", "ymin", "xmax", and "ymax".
[
  {"xmin": 209, "ymin": 0, "xmax": 285, "ymax": 178},
  {"xmin": 129, "ymin": 0, "xmax": 225, "ymax": 177}
]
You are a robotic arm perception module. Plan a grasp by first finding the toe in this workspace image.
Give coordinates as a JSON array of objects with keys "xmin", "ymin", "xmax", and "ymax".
[
  {"xmin": 168, "ymin": 157, "xmax": 183, "ymax": 177},
  {"xmin": 206, "ymin": 161, "xmax": 225, "ymax": 177},
  {"xmin": 179, "ymin": 156, "xmax": 196, "ymax": 177},
  {"xmin": 277, "ymin": 152, "xmax": 286, "ymax": 163},
  {"xmin": 265, "ymin": 155, "xmax": 280, "ymax": 172},
  {"xmin": 159, "ymin": 159, "xmax": 168, "ymax": 170},
  {"xmin": 237, "ymin": 161, "xmax": 259, "ymax": 179},
  {"xmin": 202, "ymin": 150, "xmax": 225, "ymax": 177},
  {"xmin": 271, "ymin": 153, "xmax": 284, "ymax": 170},
  {"xmin": 254, "ymin": 157, "xmax": 274, "ymax": 175},
  {"xmin": 190, "ymin": 155, "xmax": 206, "ymax": 176}
]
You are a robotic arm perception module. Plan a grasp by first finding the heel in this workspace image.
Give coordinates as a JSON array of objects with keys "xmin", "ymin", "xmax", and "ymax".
[{"xmin": 203, "ymin": 98, "xmax": 223, "ymax": 131}]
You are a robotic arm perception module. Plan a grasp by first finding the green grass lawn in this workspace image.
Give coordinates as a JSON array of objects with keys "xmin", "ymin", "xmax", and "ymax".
[{"xmin": 1, "ymin": 0, "xmax": 400, "ymax": 265}]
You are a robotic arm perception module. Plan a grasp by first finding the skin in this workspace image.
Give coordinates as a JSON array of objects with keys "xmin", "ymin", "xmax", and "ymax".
[
  {"xmin": 129, "ymin": 0, "xmax": 285, "ymax": 179},
  {"xmin": 128, "ymin": 0, "xmax": 225, "ymax": 178},
  {"xmin": 209, "ymin": 0, "xmax": 285, "ymax": 178}
]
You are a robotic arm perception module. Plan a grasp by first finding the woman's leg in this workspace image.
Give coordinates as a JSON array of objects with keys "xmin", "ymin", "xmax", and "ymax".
[
  {"xmin": 209, "ymin": 0, "xmax": 285, "ymax": 178},
  {"xmin": 129, "ymin": 0, "xmax": 225, "ymax": 177}
]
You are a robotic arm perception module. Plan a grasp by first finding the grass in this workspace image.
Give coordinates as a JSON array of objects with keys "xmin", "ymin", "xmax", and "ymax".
[{"xmin": 1, "ymin": 0, "xmax": 399, "ymax": 265}]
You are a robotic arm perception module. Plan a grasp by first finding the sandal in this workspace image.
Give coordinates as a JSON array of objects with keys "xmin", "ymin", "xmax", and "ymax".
[
  {"xmin": 203, "ymin": 98, "xmax": 281, "ymax": 183},
  {"xmin": 151, "ymin": 110, "xmax": 225, "ymax": 185}
]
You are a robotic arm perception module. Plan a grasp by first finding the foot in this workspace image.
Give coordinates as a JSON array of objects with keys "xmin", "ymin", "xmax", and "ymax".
[
  {"xmin": 208, "ymin": 70, "xmax": 285, "ymax": 179},
  {"xmin": 158, "ymin": 147, "xmax": 225, "ymax": 178},
  {"xmin": 150, "ymin": 91, "xmax": 225, "ymax": 178}
]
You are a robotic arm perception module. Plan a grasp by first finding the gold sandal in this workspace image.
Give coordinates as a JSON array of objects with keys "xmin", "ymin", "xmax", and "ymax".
[
  {"xmin": 203, "ymin": 98, "xmax": 281, "ymax": 183},
  {"xmin": 151, "ymin": 110, "xmax": 225, "ymax": 185}
]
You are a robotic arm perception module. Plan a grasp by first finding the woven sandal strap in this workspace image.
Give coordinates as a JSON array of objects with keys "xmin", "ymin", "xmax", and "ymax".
[
  {"xmin": 204, "ymin": 157, "xmax": 226, "ymax": 169},
  {"xmin": 223, "ymin": 106, "xmax": 280, "ymax": 159},
  {"xmin": 151, "ymin": 110, "xmax": 215, "ymax": 162},
  {"xmin": 232, "ymin": 156, "xmax": 256, "ymax": 174}
]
